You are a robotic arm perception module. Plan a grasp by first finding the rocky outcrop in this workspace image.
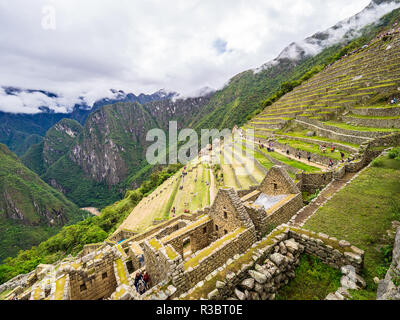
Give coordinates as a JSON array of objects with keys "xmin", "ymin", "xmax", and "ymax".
[
  {"xmin": 43, "ymin": 119, "xmax": 83, "ymax": 167},
  {"xmin": 68, "ymin": 102, "xmax": 158, "ymax": 186}
]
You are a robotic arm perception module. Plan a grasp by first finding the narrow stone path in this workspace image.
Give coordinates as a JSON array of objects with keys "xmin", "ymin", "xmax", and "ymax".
[
  {"xmin": 291, "ymin": 172, "xmax": 356, "ymax": 226},
  {"xmin": 209, "ymin": 168, "xmax": 217, "ymax": 204}
]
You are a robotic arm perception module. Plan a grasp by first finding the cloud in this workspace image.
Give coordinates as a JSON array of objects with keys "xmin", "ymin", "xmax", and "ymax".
[{"xmin": 0, "ymin": 0, "xmax": 395, "ymax": 113}]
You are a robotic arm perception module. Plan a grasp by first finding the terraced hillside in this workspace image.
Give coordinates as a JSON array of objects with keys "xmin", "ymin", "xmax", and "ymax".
[
  {"xmin": 245, "ymin": 30, "xmax": 400, "ymax": 159},
  {"xmin": 118, "ymin": 159, "xmax": 215, "ymax": 233}
]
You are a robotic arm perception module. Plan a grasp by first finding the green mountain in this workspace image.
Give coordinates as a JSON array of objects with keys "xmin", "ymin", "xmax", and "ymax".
[
  {"xmin": 0, "ymin": 144, "xmax": 84, "ymax": 262},
  {"xmin": 22, "ymin": 97, "xmax": 211, "ymax": 209},
  {"xmin": 21, "ymin": 118, "xmax": 83, "ymax": 176}
]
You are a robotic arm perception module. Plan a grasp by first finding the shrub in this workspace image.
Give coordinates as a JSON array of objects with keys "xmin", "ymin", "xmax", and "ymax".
[
  {"xmin": 372, "ymin": 158, "xmax": 384, "ymax": 167},
  {"xmin": 388, "ymin": 147, "xmax": 400, "ymax": 160}
]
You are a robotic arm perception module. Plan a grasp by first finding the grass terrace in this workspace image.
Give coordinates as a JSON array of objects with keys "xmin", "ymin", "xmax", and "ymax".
[
  {"xmin": 346, "ymin": 114, "xmax": 400, "ymax": 120},
  {"xmin": 276, "ymin": 131, "xmax": 360, "ymax": 149},
  {"xmin": 304, "ymin": 154, "xmax": 400, "ymax": 299},
  {"xmin": 54, "ymin": 276, "xmax": 66, "ymax": 300},
  {"xmin": 276, "ymin": 138, "xmax": 350, "ymax": 160},
  {"xmin": 323, "ymin": 121, "xmax": 400, "ymax": 132},
  {"xmin": 218, "ymin": 154, "xmax": 240, "ymax": 189},
  {"xmin": 353, "ymin": 104, "xmax": 400, "ymax": 109},
  {"xmin": 115, "ymin": 259, "xmax": 129, "ymax": 285},
  {"xmin": 275, "ymin": 255, "xmax": 342, "ymax": 300},
  {"xmin": 0, "ymin": 289, "xmax": 12, "ymax": 300},
  {"xmin": 265, "ymin": 150, "xmax": 321, "ymax": 173}
]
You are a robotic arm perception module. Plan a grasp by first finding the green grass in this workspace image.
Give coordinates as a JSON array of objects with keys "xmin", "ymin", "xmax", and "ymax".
[
  {"xmin": 219, "ymin": 155, "xmax": 240, "ymax": 189},
  {"xmin": 276, "ymin": 138, "xmax": 350, "ymax": 160},
  {"xmin": 275, "ymin": 255, "xmax": 342, "ymax": 300},
  {"xmin": 347, "ymin": 114, "xmax": 400, "ymax": 120},
  {"xmin": 276, "ymin": 131, "xmax": 360, "ymax": 148},
  {"xmin": 304, "ymin": 156, "xmax": 400, "ymax": 299},
  {"xmin": 324, "ymin": 121, "xmax": 400, "ymax": 132},
  {"xmin": 162, "ymin": 175, "xmax": 182, "ymax": 219},
  {"xmin": 0, "ymin": 289, "xmax": 12, "ymax": 300},
  {"xmin": 239, "ymin": 141, "xmax": 305, "ymax": 178},
  {"xmin": 357, "ymin": 83, "xmax": 397, "ymax": 90},
  {"xmin": 266, "ymin": 150, "xmax": 320, "ymax": 173},
  {"xmin": 115, "ymin": 259, "xmax": 129, "ymax": 285},
  {"xmin": 354, "ymin": 104, "xmax": 400, "ymax": 109}
]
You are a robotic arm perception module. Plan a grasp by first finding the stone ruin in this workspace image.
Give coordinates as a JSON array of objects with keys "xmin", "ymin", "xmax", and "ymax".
[{"xmin": 0, "ymin": 165, "xmax": 367, "ymax": 300}]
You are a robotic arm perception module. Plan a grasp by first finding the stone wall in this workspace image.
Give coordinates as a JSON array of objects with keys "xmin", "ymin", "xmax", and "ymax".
[
  {"xmin": 377, "ymin": 227, "xmax": 400, "ymax": 300},
  {"xmin": 275, "ymin": 134, "xmax": 357, "ymax": 154},
  {"xmin": 209, "ymin": 188, "xmax": 255, "ymax": 238},
  {"xmin": 352, "ymin": 107, "xmax": 400, "ymax": 117},
  {"xmin": 258, "ymin": 166, "xmax": 300, "ymax": 196},
  {"xmin": 244, "ymin": 204, "xmax": 270, "ymax": 238},
  {"xmin": 79, "ymin": 243, "xmax": 105, "ymax": 257},
  {"xmin": 116, "ymin": 213, "xmax": 203, "ymax": 248},
  {"xmin": 175, "ymin": 226, "xmax": 257, "ymax": 294},
  {"xmin": 237, "ymin": 186, "xmax": 258, "ymax": 198},
  {"xmin": 262, "ymin": 194, "xmax": 303, "ymax": 231},
  {"xmin": 294, "ymin": 119, "xmax": 372, "ymax": 145},
  {"xmin": 188, "ymin": 224, "xmax": 365, "ymax": 300},
  {"xmin": 296, "ymin": 117, "xmax": 385, "ymax": 139},
  {"xmin": 109, "ymin": 229, "xmax": 136, "ymax": 243},
  {"xmin": 296, "ymin": 171, "xmax": 333, "ymax": 193},
  {"xmin": 143, "ymin": 238, "xmax": 184, "ymax": 288},
  {"xmin": 68, "ymin": 248, "xmax": 119, "ymax": 300},
  {"xmin": 273, "ymin": 140, "xmax": 340, "ymax": 167},
  {"xmin": 343, "ymin": 116, "xmax": 400, "ymax": 129},
  {"xmin": 163, "ymin": 219, "xmax": 213, "ymax": 257}
]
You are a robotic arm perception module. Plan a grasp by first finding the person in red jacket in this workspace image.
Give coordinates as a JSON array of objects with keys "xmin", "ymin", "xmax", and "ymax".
[{"xmin": 143, "ymin": 271, "xmax": 151, "ymax": 289}]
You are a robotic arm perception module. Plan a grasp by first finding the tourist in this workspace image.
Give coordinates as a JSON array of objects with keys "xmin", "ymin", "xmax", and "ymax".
[
  {"xmin": 137, "ymin": 277, "xmax": 146, "ymax": 295},
  {"xmin": 134, "ymin": 273, "xmax": 141, "ymax": 292},
  {"xmin": 329, "ymin": 159, "xmax": 334, "ymax": 167},
  {"xmin": 286, "ymin": 149, "xmax": 290, "ymax": 155},
  {"xmin": 139, "ymin": 254, "xmax": 144, "ymax": 267},
  {"xmin": 340, "ymin": 152, "xmax": 345, "ymax": 162},
  {"xmin": 143, "ymin": 271, "xmax": 151, "ymax": 289},
  {"xmin": 307, "ymin": 153, "xmax": 311, "ymax": 162}
]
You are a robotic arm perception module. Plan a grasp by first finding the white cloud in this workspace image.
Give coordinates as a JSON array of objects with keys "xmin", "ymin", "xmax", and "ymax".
[{"xmin": 0, "ymin": 0, "xmax": 396, "ymax": 113}]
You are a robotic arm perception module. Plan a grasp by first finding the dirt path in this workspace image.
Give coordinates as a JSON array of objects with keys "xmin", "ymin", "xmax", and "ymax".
[
  {"xmin": 209, "ymin": 168, "xmax": 217, "ymax": 204},
  {"xmin": 291, "ymin": 172, "xmax": 356, "ymax": 226}
]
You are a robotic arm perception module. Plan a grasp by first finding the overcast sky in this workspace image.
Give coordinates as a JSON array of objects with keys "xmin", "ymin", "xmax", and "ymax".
[{"xmin": 0, "ymin": 0, "xmax": 394, "ymax": 112}]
